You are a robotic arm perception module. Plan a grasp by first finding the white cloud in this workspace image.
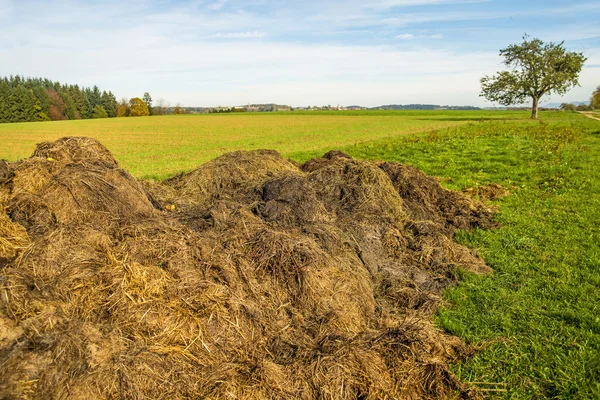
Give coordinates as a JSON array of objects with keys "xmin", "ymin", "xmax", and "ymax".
[
  {"xmin": 210, "ymin": 31, "xmax": 266, "ymax": 38},
  {"xmin": 0, "ymin": 0, "xmax": 598, "ymax": 107},
  {"xmin": 0, "ymin": 37, "xmax": 501, "ymax": 106}
]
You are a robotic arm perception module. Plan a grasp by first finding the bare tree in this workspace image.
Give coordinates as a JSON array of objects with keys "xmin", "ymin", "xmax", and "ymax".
[{"xmin": 152, "ymin": 98, "xmax": 169, "ymax": 115}]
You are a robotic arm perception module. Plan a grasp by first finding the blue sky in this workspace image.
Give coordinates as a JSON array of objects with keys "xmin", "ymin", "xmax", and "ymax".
[{"xmin": 1, "ymin": 0, "xmax": 599, "ymax": 107}]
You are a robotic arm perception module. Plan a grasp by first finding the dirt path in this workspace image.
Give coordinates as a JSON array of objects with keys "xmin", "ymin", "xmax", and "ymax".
[{"xmin": 579, "ymin": 112, "xmax": 600, "ymax": 121}]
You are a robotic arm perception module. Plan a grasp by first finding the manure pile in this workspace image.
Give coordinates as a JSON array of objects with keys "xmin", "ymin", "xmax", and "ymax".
[{"xmin": 0, "ymin": 137, "xmax": 497, "ymax": 399}]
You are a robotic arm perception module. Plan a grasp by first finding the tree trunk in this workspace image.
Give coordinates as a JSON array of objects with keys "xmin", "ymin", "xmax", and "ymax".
[{"xmin": 531, "ymin": 97, "xmax": 539, "ymax": 119}]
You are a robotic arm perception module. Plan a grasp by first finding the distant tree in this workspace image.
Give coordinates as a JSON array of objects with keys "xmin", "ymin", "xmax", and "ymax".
[
  {"xmin": 559, "ymin": 103, "xmax": 576, "ymax": 112},
  {"xmin": 8, "ymin": 86, "xmax": 27, "ymax": 122},
  {"xmin": 173, "ymin": 103, "xmax": 186, "ymax": 114},
  {"xmin": 0, "ymin": 79, "xmax": 11, "ymax": 122},
  {"xmin": 480, "ymin": 35, "xmax": 587, "ymax": 119},
  {"xmin": 7, "ymin": 86, "xmax": 47, "ymax": 122},
  {"xmin": 143, "ymin": 92, "xmax": 153, "ymax": 115},
  {"xmin": 58, "ymin": 87, "xmax": 77, "ymax": 120},
  {"xmin": 129, "ymin": 97, "xmax": 150, "ymax": 116},
  {"xmin": 576, "ymin": 104, "xmax": 591, "ymax": 111},
  {"xmin": 26, "ymin": 88, "xmax": 48, "ymax": 121},
  {"xmin": 101, "ymin": 91, "xmax": 118, "ymax": 118},
  {"xmin": 591, "ymin": 86, "xmax": 600, "ymax": 110},
  {"xmin": 90, "ymin": 86, "xmax": 102, "ymax": 108},
  {"xmin": 92, "ymin": 104, "xmax": 109, "ymax": 118},
  {"xmin": 152, "ymin": 98, "xmax": 169, "ymax": 115},
  {"xmin": 68, "ymin": 85, "xmax": 86, "ymax": 119},
  {"xmin": 117, "ymin": 98, "xmax": 131, "ymax": 117},
  {"xmin": 45, "ymin": 89, "xmax": 67, "ymax": 120},
  {"xmin": 0, "ymin": 76, "xmax": 119, "ymax": 123},
  {"xmin": 32, "ymin": 86, "xmax": 51, "ymax": 118}
]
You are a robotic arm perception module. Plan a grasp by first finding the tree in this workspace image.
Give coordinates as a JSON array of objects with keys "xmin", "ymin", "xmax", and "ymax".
[
  {"xmin": 0, "ymin": 76, "xmax": 119, "ymax": 123},
  {"xmin": 58, "ymin": 87, "xmax": 77, "ymax": 120},
  {"xmin": 46, "ymin": 89, "xmax": 67, "ymax": 120},
  {"xmin": 480, "ymin": 35, "xmax": 587, "ymax": 119},
  {"xmin": 117, "ymin": 98, "xmax": 131, "ymax": 117},
  {"xmin": 173, "ymin": 103, "xmax": 186, "ymax": 114},
  {"xmin": 559, "ymin": 103, "xmax": 576, "ymax": 112},
  {"xmin": 129, "ymin": 97, "xmax": 150, "ymax": 116},
  {"xmin": 0, "ymin": 79, "xmax": 11, "ymax": 123},
  {"xmin": 143, "ymin": 92, "xmax": 153, "ymax": 115},
  {"xmin": 591, "ymin": 86, "xmax": 600, "ymax": 110},
  {"xmin": 101, "ymin": 91, "xmax": 118, "ymax": 118},
  {"xmin": 152, "ymin": 98, "xmax": 169, "ymax": 115},
  {"xmin": 92, "ymin": 105, "xmax": 109, "ymax": 118}
]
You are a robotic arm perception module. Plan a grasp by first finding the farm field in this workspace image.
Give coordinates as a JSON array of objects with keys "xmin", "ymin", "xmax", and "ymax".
[
  {"xmin": 1, "ymin": 110, "xmax": 599, "ymax": 398},
  {"xmin": 0, "ymin": 109, "xmax": 574, "ymax": 180}
]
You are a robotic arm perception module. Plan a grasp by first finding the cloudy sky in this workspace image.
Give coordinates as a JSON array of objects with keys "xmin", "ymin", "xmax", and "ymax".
[{"xmin": 1, "ymin": 0, "xmax": 599, "ymax": 107}]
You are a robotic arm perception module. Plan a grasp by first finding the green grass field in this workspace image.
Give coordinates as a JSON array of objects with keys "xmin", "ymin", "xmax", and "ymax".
[
  {"xmin": 1, "ymin": 110, "xmax": 598, "ymax": 398},
  {"xmin": 0, "ymin": 109, "xmax": 574, "ymax": 180}
]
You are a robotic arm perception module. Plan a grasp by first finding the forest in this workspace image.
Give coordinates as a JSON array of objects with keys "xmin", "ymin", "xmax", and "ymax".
[{"xmin": 0, "ymin": 76, "xmax": 118, "ymax": 123}]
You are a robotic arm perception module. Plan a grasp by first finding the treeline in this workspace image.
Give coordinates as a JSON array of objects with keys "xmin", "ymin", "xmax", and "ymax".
[
  {"xmin": 560, "ymin": 102, "xmax": 596, "ymax": 111},
  {"xmin": 373, "ymin": 104, "xmax": 481, "ymax": 110},
  {"xmin": 208, "ymin": 107, "xmax": 247, "ymax": 113},
  {"xmin": 0, "ymin": 76, "xmax": 118, "ymax": 123},
  {"xmin": 115, "ymin": 94, "xmax": 186, "ymax": 117}
]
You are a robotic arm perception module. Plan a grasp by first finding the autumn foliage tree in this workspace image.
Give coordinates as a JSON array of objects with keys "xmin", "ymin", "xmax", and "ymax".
[
  {"xmin": 173, "ymin": 103, "xmax": 186, "ymax": 114},
  {"xmin": 481, "ymin": 36, "xmax": 587, "ymax": 119},
  {"xmin": 45, "ymin": 89, "xmax": 67, "ymax": 121},
  {"xmin": 129, "ymin": 97, "xmax": 150, "ymax": 116},
  {"xmin": 117, "ymin": 98, "xmax": 131, "ymax": 117}
]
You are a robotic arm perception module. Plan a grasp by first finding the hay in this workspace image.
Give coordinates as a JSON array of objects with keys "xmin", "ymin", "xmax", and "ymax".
[
  {"xmin": 0, "ymin": 211, "xmax": 30, "ymax": 266},
  {"xmin": 32, "ymin": 136, "xmax": 118, "ymax": 167},
  {"xmin": 462, "ymin": 184, "xmax": 509, "ymax": 202},
  {"xmin": 0, "ymin": 140, "xmax": 499, "ymax": 399},
  {"xmin": 164, "ymin": 149, "xmax": 299, "ymax": 206}
]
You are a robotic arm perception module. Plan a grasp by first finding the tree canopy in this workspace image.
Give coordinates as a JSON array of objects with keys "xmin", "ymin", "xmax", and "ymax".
[
  {"xmin": 129, "ymin": 97, "xmax": 150, "ymax": 117},
  {"xmin": 143, "ymin": 92, "xmax": 153, "ymax": 115},
  {"xmin": 480, "ymin": 36, "xmax": 587, "ymax": 118},
  {"xmin": 591, "ymin": 86, "xmax": 600, "ymax": 110},
  {"xmin": 559, "ymin": 103, "xmax": 576, "ymax": 112}
]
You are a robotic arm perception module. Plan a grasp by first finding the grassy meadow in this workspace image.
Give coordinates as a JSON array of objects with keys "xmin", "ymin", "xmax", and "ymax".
[
  {"xmin": 1, "ymin": 110, "xmax": 599, "ymax": 398},
  {"xmin": 0, "ymin": 109, "xmax": 560, "ymax": 180}
]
